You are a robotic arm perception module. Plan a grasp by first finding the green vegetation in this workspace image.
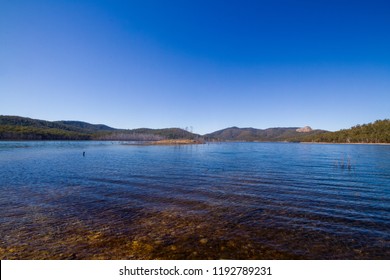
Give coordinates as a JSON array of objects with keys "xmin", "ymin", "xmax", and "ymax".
[
  {"xmin": 1, "ymin": 115, "xmax": 389, "ymax": 143},
  {"xmin": 0, "ymin": 116, "xmax": 92, "ymax": 140},
  {"xmin": 130, "ymin": 128, "xmax": 199, "ymax": 140},
  {"xmin": 302, "ymin": 119, "xmax": 390, "ymax": 143},
  {"xmin": 0, "ymin": 115, "xmax": 202, "ymax": 141},
  {"xmin": 0, "ymin": 125, "xmax": 91, "ymax": 140},
  {"xmin": 205, "ymin": 120, "xmax": 390, "ymax": 143},
  {"xmin": 54, "ymin": 121, "xmax": 116, "ymax": 132},
  {"xmin": 204, "ymin": 127, "xmax": 326, "ymax": 142}
]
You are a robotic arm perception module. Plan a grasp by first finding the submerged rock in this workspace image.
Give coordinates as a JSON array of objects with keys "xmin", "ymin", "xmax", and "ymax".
[{"xmin": 199, "ymin": 238, "xmax": 208, "ymax": 245}]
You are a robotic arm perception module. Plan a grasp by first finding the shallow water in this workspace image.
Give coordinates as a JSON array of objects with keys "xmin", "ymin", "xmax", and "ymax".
[{"xmin": 0, "ymin": 141, "xmax": 389, "ymax": 259}]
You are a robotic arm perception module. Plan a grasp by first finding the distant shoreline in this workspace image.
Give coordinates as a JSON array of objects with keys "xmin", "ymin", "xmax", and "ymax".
[
  {"xmin": 300, "ymin": 142, "xmax": 390, "ymax": 146},
  {"xmin": 1, "ymin": 139, "xmax": 389, "ymax": 145},
  {"xmin": 124, "ymin": 139, "xmax": 205, "ymax": 146},
  {"xmin": 2, "ymin": 116, "xmax": 389, "ymax": 143}
]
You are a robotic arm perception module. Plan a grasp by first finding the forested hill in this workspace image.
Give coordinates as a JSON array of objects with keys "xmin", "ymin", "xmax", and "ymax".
[
  {"xmin": 0, "ymin": 116, "xmax": 201, "ymax": 141},
  {"xmin": 1, "ymin": 115, "xmax": 389, "ymax": 143},
  {"xmin": 54, "ymin": 121, "xmax": 116, "ymax": 132},
  {"xmin": 0, "ymin": 116, "xmax": 95, "ymax": 140},
  {"xmin": 302, "ymin": 119, "xmax": 390, "ymax": 143},
  {"xmin": 204, "ymin": 126, "xmax": 326, "ymax": 142}
]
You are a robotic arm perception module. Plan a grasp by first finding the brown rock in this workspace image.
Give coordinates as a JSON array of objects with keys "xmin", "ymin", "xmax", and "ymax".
[{"xmin": 296, "ymin": 126, "xmax": 313, "ymax": 133}]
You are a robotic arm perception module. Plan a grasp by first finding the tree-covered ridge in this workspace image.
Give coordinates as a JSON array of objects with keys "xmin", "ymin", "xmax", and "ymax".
[
  {"xmin": 0, "ymin": 115, "xmax": 86, "ymax": 132},
  {"xmin": 1, "ymin": 115, "xmax": 389, "ymax": 143},
  {"xmin": 0, "ymin": 115, "xmax": 202, "ymax": 141},
  {"xmin": 0, "ymin": 125, "xmax": 92, "ymax": 140},
  {"xmin": 204, "ymin": 126, "xmax": 326, "ymax": 142},
  {"xmin": 54, "ymin": 121, "xmax": 116, "ymax": 132},
  {"xmin": 303, "ymin": 119, "xmax": 390, "ymax": 143}
]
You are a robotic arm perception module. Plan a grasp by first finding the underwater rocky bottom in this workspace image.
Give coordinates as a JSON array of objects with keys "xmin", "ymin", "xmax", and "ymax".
[{"xmin": 1, "ymin": 203, "xmax": 387, "ymax": 260}]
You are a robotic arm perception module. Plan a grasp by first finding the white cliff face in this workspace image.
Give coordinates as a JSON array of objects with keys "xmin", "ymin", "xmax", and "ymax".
[{"xmin": 296, "ymin": 126, "xmax": 313, "ymax": 133}]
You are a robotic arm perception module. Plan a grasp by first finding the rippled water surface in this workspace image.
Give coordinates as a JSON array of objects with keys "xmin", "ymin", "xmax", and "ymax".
[{"xmin": 0, "ymin": 141, "xmax": 389, "ymax": 259}]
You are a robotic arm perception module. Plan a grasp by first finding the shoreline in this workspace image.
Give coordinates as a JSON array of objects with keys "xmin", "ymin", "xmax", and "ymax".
[
  {"xmin": 124, "ymin": 139, "xmax": 206, "ymax": 146},
  {"xmin": 300, "ymin": 142, "xmax": 390, "ymax": 146},
  {"xmin": 1, "ymin": 139, "xmax": 389, "ymax": 145}
]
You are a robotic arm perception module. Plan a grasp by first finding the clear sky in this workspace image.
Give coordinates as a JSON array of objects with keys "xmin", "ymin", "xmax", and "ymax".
[{"xmin": 1, "ymin": 0, "xmax": 389, "ymax": 134}]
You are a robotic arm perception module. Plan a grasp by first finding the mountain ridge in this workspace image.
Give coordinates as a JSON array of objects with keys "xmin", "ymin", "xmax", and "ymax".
[
  {"xmin": 1, "ymin": 115, "xmax": 389, "ymax": 143},
  {"xmin": 0, "ymin": 115, "xmax": 202, "ymax": 141},
  {"xmin": 204, "ymin": 126, "xmax": 325, "ymax": 142}
]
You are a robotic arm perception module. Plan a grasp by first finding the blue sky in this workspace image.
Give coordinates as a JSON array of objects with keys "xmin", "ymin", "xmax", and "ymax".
[{"xmin": 1, "ymin": 0, "xmax": 389, "ymax": 134}]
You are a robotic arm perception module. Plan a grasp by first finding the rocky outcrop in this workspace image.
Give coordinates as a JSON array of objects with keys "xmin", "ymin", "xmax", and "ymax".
[{"xmin": 296, "ymin": 126, "xmax": 313, "ymax": 133}]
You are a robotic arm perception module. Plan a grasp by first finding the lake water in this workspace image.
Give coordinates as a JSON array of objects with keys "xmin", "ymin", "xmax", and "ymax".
[{"xmin": 0, "ymin": 141, "xmax": 389, "ymax": 259}]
